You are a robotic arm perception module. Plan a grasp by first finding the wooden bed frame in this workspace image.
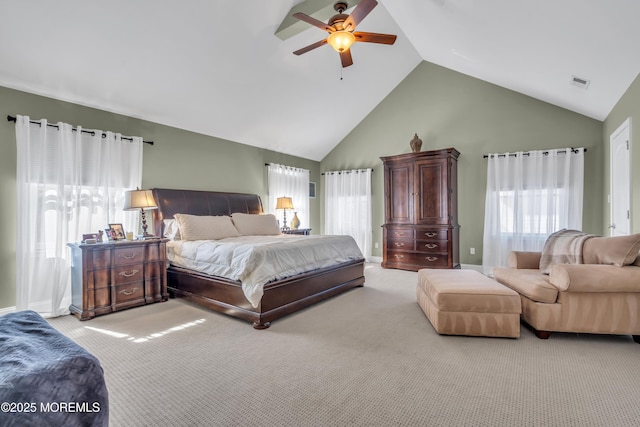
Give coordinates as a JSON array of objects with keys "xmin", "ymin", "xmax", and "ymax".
[{"xmin": 151, "ymin": 188, "xmax": 365, "ymax": 329}]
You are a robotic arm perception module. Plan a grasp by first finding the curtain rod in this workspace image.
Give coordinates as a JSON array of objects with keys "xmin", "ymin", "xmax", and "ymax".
[
  {"xmin": 264, "ymin": 164, "xmax": 374, "ymax": 175},
  {"xmin": 321, "ymin": 168, "xmax": 373, "ymax": 175},
  {"xmin": 483, "ymin": 147, "xmax": 586, "ymax": 158},
  {"xmin": 7, "ymin": 115, "xmax": 154, "ymax": 145}
]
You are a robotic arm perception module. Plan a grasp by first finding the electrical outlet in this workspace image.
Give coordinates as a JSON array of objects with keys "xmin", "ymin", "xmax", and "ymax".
[
  {"xmin": 470, "ymin": 247, "xmax": 475, "ymax": 255},
  {"xmin": 374, "ymin": 242, "xmax": 379, "ymax": 249}
]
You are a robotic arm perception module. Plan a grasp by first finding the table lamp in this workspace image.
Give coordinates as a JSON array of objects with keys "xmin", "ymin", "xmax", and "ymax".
[
  {"xmin": 276, "ymin": 196, "xmax": 294, "ymax": 231},
  {"xmin": 124, "ymin": 189, "xmax": 158, "ymax": 239}
]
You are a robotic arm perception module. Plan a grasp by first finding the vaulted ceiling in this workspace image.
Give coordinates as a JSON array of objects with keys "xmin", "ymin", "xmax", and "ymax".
[{"xmin": 1, "ymin": 1, "xmax": 638, "ymax": 161}]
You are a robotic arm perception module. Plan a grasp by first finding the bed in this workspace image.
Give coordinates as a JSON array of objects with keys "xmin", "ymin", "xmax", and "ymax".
[
  {"xmin": 151, "ymin": 188, "xmax": 365, "ymax": 329},
  {"xmin": 0, "ymin": 310, "xmax": 109, "ymax": 426}
]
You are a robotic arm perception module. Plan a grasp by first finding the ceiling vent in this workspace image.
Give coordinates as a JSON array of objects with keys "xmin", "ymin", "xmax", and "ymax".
[{"xmin": 570, "ymin": 75, "xmax": 590, "ymax": 89}]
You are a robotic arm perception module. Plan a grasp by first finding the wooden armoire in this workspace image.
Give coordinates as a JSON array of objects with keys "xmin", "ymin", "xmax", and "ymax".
[{"xmin": 381, "ymin": 148, "xmax": 460, "ymax": 271}]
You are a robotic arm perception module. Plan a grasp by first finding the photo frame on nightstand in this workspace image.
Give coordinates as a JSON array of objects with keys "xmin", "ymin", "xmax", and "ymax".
[{"xmin": 107, "ymin": 223, "xmax": 125, "ymax": 241}]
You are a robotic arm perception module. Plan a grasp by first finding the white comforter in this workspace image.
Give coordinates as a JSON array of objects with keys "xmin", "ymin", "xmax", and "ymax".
[{"xmin": 167, "ymin": 234, "xmax": 363, "ymax": 308}]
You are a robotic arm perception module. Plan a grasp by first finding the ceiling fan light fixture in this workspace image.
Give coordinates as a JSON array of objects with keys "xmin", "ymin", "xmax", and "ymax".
[{"xmin": 327, "ymin": 30, "xmax": 355, "ymax": 52}]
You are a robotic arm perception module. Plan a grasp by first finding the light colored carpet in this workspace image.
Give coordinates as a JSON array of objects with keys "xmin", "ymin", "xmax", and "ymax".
[{"xmin": 48, "ymin": 264, "xmax": 640, "ymax": 427}]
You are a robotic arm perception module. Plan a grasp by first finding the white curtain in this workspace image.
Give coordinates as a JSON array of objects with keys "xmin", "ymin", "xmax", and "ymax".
[
  {"xmin": 324, "ymin": 169, "xmax": 372, "ymax": 259},
  {"xmin": 267, "ymin": 163, "xmax": 310, "ymax": 229},
  {"xmin": 482, "ymin": 148, "xmax": 584, "ymax": 275},
  {"xmin": 15, "ymin": 115, "xmax": 143, "ymax": 317}
]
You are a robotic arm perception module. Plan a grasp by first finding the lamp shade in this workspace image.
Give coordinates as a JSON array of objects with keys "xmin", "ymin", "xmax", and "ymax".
[
  {"xmin": 123, "ymin": 189, "xmax": 158, "ymax": 211},
  {"xmin": 327, "ymin": 30, "xmax": 355, "ymax": 52},
  {"xmin": 275, "ymin": 197, "xmax": 294, "ymax": 210}
]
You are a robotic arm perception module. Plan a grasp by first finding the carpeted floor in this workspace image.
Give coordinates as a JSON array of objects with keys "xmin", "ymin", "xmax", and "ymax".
[{"xmin": 48, "ymin": 263, "xmax": 640, "ymax": 426}]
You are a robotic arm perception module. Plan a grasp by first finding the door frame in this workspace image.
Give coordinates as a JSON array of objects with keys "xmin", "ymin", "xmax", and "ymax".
[{"xmin": 609, "ymin": 117, "xmax": 632, "ymax": 236}]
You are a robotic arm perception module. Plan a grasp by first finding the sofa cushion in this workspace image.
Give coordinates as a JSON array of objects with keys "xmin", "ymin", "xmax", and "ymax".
[
  {"xmin": 507, "ymin": 251, "xmax": 542, "ymax": 269},
  {"xmin": 550, "ymin": 264, "xmax": 640, "ymax": 292},
  {"xmin": 582, "ymin": 234, "xmax": 640, "ymax": 266},
  {"xmin": 494, "ymin": 267, "xmax": 558, "ymax": 304}
]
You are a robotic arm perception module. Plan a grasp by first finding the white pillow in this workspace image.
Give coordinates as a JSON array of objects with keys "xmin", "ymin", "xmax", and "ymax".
[
  {"xmin": 174, "ymin": 214, "xmax": 240, "ymax": 241},
  {"xmin": 231, "ymin": 213, "xmax": 281, "ymax": 236},
  {"xmin": 163, "ymin": 219, "xmax": 181, "ymax": 240}
]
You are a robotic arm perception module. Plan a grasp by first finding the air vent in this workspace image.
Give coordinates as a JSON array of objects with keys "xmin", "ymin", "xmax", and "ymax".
[{"xmin": 570, "ymin": 75, "xmax": 590, "ymax": 89}]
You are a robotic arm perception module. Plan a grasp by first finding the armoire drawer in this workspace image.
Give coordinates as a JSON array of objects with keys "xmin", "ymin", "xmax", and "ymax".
[
  {"xmin": 415, "ymin": 229, "xmax": 448, "ymax": 240},
  {"xmin": 414, "ymin": 240, "xmax": 448, "ymax": 254},
  {"xmin": 386, "ymin": 238, "xmax": 414, "ymax": 251},
  {"xmin": 386, "ymin": 227, "xmax": 415, "ymax": 239},
  {"xmin": 387, "ymin": 251, "xmax": 450, "ymax": 268}
]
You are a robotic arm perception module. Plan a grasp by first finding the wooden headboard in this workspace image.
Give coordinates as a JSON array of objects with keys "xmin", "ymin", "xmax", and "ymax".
[{"xmin": 151, "ymin": 188, "xmax": 263, "ymax": 237}]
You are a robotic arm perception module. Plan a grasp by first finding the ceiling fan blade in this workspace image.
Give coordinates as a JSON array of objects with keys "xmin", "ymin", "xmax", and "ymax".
[
  {"xmin": 292, "ymin": 12, "xmax": 335, "ymax": 33},
  {"xmin": 343, "ymin": 0, "xmax": 378, "ymax": 31},
  {"xmin": 340, "ymin": 49, "xmax": 353, "ymax": 68},
  {"xmin": 354, "ymin": 31, "xmax": 397, "ymax": 45},
  {"xmin": 293, "ymin": 39, "xmax": 328, "ymax": 56}
]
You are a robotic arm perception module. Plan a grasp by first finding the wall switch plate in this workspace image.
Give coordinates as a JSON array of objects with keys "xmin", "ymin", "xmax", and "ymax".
[{"xmin": 374, "ymin": 242, "xmax": 379, "ymax": 249}]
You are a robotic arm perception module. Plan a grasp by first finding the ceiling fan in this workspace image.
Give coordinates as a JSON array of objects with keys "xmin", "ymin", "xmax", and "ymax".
[{"xmin": 292, "ymin": 0, "xmax": 397, "ymax": 68}]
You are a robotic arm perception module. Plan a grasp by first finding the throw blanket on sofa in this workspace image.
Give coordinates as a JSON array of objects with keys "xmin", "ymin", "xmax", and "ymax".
[
  {"xmin": 0, "ymin": 310, "xmax": 109, "ymax": 426},
  {"xmin": 539, "ymin": 229, "xmax": 597, "ymax": 274}
]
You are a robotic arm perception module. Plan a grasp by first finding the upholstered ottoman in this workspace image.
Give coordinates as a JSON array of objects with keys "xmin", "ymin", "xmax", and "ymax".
[{"xmin": 417, "ymin": 269, "xmax": 521, "ymax": 338}]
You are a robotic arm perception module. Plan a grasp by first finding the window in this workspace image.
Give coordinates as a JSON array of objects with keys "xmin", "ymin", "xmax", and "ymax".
[
  {"xmin": 15, "ymin": 116, "xmax": 143, "ymax": 317},
  {"xmin": 324, "ymin": 169, "xmax": 372, "ymax": 258},
  {"xmin": 482, "ymin": 148, "xmax": 584, "ymax": 274},
  {"xmin": 267, "ymin": 163, "xmax": 310, "ymax": 230}
]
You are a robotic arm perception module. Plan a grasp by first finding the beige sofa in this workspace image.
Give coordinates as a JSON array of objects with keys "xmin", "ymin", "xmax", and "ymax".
[{"xmin": 493, "ymin": 233, "xmax": 640, "ymax": 342}]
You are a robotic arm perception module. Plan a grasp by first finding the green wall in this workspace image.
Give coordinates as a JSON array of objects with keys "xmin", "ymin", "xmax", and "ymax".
[
  {"xmin": 320, "ymin": 61, "xmax": 604, "ymax": 263},
  {"xmin": 1, "ymin": 61, "xmax": 618, "ymax": 309},
  {"xmin": 603, "ymin": 72, "xmax": 640, "ymax": 233},
  {"xmin": 0, "ymin": 85, "xmax": 320, "ymax": 310}
]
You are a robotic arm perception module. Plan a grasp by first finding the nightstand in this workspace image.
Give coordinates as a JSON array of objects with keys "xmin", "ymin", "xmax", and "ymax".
[
  {"xmin": 67, "ymin": 239, "xmax": 168, "ymax": 320},
  {"xmin": 283, "ymin": 228, "xmax": 312, "ymax": 235}
]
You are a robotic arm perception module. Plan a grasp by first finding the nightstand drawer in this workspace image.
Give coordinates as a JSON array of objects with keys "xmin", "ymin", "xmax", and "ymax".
[
  {"xmin": 114, "ymin": 263, "xmax": 144, "ymax": 285},
  {"xmin": 114, "ymin": 283, "xmax": 145, "ymax": 304},
  {"xmin": 114, "ymin": 246, "xmax": 145, "ymax": 265}
]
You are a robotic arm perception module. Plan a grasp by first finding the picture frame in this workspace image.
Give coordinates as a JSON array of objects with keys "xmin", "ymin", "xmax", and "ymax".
[
  {"xmin": 108, "ymin": 223, "xmax": 126, "ymax": 241},
  {"xmin": 82, "ymin": 233, "xmax": 100, "ymax": 244},
  {"xmin": 309, "ymin": 182, "xmax": 316, "ymax": 198}
]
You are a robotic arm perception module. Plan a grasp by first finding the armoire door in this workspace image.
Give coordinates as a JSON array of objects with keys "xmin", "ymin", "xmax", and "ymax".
[
  {"xmin": 385, "ymin": 161, "xmax": 414, "ymax": 224},
  {"xmin": 415, "ymin": 159, "xmax": 449, "ymax": 224}
]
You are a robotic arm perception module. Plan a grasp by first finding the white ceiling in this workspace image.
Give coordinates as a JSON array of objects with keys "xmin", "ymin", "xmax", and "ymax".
[{"xmin": 1, "ymin": 1, "xmax": 639, "ymax": 161}]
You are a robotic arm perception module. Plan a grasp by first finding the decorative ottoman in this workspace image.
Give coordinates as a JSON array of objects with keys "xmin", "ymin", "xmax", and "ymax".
[{"xmin": 417, "ymin": 269, "xmax": 521, "ymax": 338}]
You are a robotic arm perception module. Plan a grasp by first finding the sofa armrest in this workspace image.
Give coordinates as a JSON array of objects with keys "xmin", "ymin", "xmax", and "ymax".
[
  {"xmin": 550, "ymin": 264, "xmax": 640, "ymax": 292},
  {"xmin": 507, "ymin": 251, "xmax": 541, "ymax": 269}
]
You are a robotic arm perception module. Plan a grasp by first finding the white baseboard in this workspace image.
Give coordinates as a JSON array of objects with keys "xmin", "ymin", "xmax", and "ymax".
[
  {"xmin": 0, "ymin": 306, "xmax": 16, "ymax": 316},
  {"xmin": 367, "ymin": 260, "xmax": 482, "ymax": 271}
]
